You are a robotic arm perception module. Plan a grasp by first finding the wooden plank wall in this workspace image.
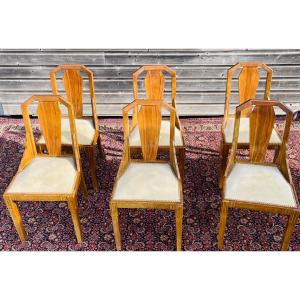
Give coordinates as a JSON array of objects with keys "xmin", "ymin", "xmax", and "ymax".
[{"xmin": 0, "ymin": 49, "xmax": 300, "ymax": 116}]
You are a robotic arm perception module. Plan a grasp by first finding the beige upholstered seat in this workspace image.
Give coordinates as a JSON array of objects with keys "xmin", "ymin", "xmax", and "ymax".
[
  {"xmin": 129, "ymin": 120, "xmax": 183, "ymax": 147},
  {"xmin": 225, "ymin": 162, "xmax": 296, "ymax": 207},
  {"xmin": 224, "ymin": 117, "xmax": 281, "ymax": 144},
  {"xmin": 113, "ymin": 162, "xmax": 180, "ymax": 202},
  {"xmin": 38, "ymin": 118, "xmax": 95, "ymax": 145},
  {"xmin": 6, "ymin": 157, "xmax": 78, "ymax": 194}
]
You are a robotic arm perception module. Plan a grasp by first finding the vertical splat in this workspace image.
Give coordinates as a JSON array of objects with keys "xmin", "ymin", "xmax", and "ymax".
[
  {"xmin": 145, "ymin": 70, "xmax": 165, "ymax": 100},
  {"xmin": 249, "ymin": 105, "xmax": 275, "ymax": 162},
  {"xmin": 239, "ymin": 67, "xmax": 260, "ymax": 116},
  {"xmin": 63, "ymin": 69, "xmax": 83, "ymax": 117},
  {"xmin": 138, "ymin": 105, "xmax": 162, "ymax": 160},
  {"xmin": 37, "ymin": 101, "xmax": 62, "ymax": 156}
]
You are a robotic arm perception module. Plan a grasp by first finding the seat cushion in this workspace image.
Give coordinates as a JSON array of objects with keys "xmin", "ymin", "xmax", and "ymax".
[
  {"xmin": 129, "ymin": 120, "xmax": 183, "ymax": 147},
  {"xmin": 6, "ymin": 157, "xmax": 78, "ymax": 194},
  {"xmin": 225, "ymin": 162, "xmax": 296, "ymax": 207},
  {"xmin": 224, "ymin": 117, "xmax": 281, "ymax": 144},
  {"xmin": 38, "ymin": 118, "xmax": 96, "ymax": 146},
  {"xmin": 113, "ymin": 162, "xmax": 180, "ymax": 202}
]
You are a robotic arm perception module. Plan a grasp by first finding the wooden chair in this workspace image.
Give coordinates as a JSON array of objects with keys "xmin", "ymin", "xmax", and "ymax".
[
  {"xmin": 218, "ymin": 99, "xmax": 300, "ymax": 251},
  {"xmin": 219, "ymin": 62, "xmax": 281, "ymax": 187},
  {"xmin": 110, "ymin": 99, "xmax": 183, "ymax": 251},
  {"xmin": 130, "ymin": 65, "xmax": 185, "ymax": 180},
  {"xmin": 37, "ymin": 64, "xmax": 104, "ymax": 192},
  {"xmin": 3, "ymin": 95, "xmax": 84, "ymax": 243}
]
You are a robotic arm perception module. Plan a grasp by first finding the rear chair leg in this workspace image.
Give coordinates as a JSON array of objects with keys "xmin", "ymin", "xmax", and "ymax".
[
  {"xmin": 79, "ymin": 161, "xmax": 88, "ymax": 198},
  {"xmin": 97, "ymin": 134, "xmax": 106, "ymax": 160},
  {"xmin": 219, "ymin": 142, "xmax": 229, "ymax": 189},
  {"xmin": 273, "ymin": 145, "xmax": 280, "ymax": 163},
  {"xmin": 178, "ymin": 148, "xmax": 185, "ymax": 184},
  {"xmin": 87, "ymin": 146, "xmax": 99, "ymax": 192}
]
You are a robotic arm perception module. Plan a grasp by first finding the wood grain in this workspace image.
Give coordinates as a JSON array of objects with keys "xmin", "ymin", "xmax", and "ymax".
[
  {"xmin": 137, "ymin": 105, "xmax": 162, "ymax": 161},
  {"xmin": 238, "ymin": 66, "xmax": 260, "ymax": 116},
  {"xmin": 62, "ymin": 69, "xmax": 83, "ymax": 117},
  {"xmin": 144, "ymin": 70, "xmax": 165, "ymax": 100},
  {"xmin": 37, "ymin": 100, "xmax": 62, "ymax": 156},
  {"xmin": 249, "ymin": 105, "xmax": 275, "ymax": 162}
]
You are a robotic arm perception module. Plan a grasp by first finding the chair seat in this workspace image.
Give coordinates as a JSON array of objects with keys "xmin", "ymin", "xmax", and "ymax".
[
  {"xmin": 6, "ymin": 157, "xmax": 78, "ymax": 194},
  {"xmin": 37, "ymin": 118, "xmax": 96, "ymax": 146},
  {"xmin": 224, "ymin": 117, "xmax": 281, "ymax": 144},
  {"xmin": 129, "ymin": 120, "xmax": 183, "ymax": 147},
  {"xmin": 113, "ymin": 162, "xmax": 180, "ymax": 202},
  {"xmin": 225, "ymin": 162, "xmax": 296, "ymax": 207}
]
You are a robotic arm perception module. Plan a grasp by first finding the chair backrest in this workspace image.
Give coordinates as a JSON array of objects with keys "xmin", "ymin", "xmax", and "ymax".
[
  {"xmin": 19, "ymin": 95, "xmax": 81, "ymax": 172},
  {"xmin": 49, "ymin": 64, "xmax": 97, "ymax": 122},
  {"xmin": 123, "ymin": 100, "xmax": 176, "ymax": 160},
  {"xmin": 119, "ymin": 100, "xmax": 178, "ymax": 180},
  {"xmin": 224, "ymin": 62, "xmax": 273, "ymax": 118},
  {"xmin": 132, "ymin": 65, "xmax": 176, "ymax": 107},
  {"xmin": 226, "ymin": 99, "xmax": 293, "ymax": 179}
]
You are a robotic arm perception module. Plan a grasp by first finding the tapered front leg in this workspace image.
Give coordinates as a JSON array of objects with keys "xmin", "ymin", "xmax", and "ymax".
[
  {"xmin": 175, "ymin": 205, "xmax": 183, "ymax": 251},
  {"xmin": 4, "ymin": 197, "xmax": 27, "ymax": 241},
  {"xmin": 68, "ymin": 198, "xmax": 82, "ymax": 243},
  {"xmin": 110, "ymin": 202, "xmax": 121, "ymax": 251},
  {"xmin": 281, "ymin": 213, "xmax": 298, "ymax": 251},
  {"xmin": 218, "ymin": 201, "xmax": 229, "ymax": 249}
]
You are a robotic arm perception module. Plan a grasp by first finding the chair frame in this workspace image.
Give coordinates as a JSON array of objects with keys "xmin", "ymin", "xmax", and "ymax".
[
  {"xmin": 218, "ymin": 99, "xmax": 300, "ymax": 251},
  {"xmin": 3, "ymin": 95, "xmax": 84, "ymax": 243},
  {"xmin": 37, "ymin": 64, "xmax": 105, "ymax": 192},
  {"xmin": 130, "ymin": 65, "xmax": 185, "ymax": 181},
  {"xmin": 110, "ymin": 99, "xmax": 183, "ymax": 251},
  {"xmin": 220, "ymin": 62, "xmax": 278, "ymax": 187}
]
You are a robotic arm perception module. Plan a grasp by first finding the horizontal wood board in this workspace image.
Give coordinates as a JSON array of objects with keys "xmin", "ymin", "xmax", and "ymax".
[{"xmin": 0, "ymin": 49, "xmax": 300, "ymax": 116}]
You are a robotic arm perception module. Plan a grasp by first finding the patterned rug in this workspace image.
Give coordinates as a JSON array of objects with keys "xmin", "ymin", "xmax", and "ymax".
[{"xmin": 0, "ymin": 117, "xmax": 300, "ymax": 251}]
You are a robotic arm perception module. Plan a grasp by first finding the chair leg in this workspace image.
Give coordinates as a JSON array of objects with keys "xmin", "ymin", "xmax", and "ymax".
[
  {"xmin": 97, "ymin": 134, "xmax": 106, "ymax": 160},
  {"xmin": 87, "ymin": 146, "xmax": 99, "ymax": 192},
  {"xmin": 79, "ymin": 164, "xmax": 88, "ymax": 198},
  {"xmin": 273, "ymin": 145, "xmax": 280, "ymax": 163},
  {"xmin": 178, "ymin": 148, "xmax": 185, "ymax": 184},
  {"xmin": 4, "ymin": 198, "xmax": 27, "ymax": 241},
  {"xmin": 281, "ymin": 213, "xmax": 298, "ymax": 251},
  {"xmin": 175, "ymin": 205, "xmax": 183, "ymax": 251},
  {"xmin": 218, "ymin": 201, "xmax": 229, "ymax": 249},
  {"xmin": 68, "ymin": 198, "xmax": 82, "ymax": 243},
  {"xmin": 110, "ymin": 202, "xmax": 121, "ymax": 250},
  {"xmin": 37, "ymin": 144, "xmax": 43, "ymax": 154},
  {"xmin": 219, "ymin": 142, "xmax": 230, "ymax": 189}
]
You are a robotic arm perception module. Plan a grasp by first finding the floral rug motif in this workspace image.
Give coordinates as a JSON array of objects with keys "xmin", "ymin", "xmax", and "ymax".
[{"xmin": 0, "ymin": 117, "xmax": 300, "ymax": 251}]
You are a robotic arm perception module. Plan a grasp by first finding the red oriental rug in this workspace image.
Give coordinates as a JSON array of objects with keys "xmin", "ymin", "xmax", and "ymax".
[{"xmin": 0, "ymin": 117, "xmax": 300, "ymax": 251}]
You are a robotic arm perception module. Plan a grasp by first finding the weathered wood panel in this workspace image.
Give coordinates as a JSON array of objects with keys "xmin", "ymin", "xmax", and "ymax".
[
  {"xmin": 1, "ymin": 65, "xmax": 300, "ymax": 79},
  {"xmin": 0, "ymin": 49, "xmax": 300, "ymax": 116},
  {"xmin": 1, "ymin": 78, "xmax": 300, "ymax": 92}
]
